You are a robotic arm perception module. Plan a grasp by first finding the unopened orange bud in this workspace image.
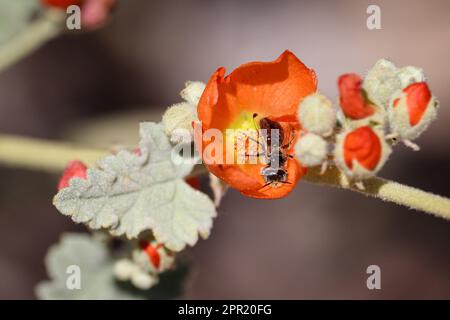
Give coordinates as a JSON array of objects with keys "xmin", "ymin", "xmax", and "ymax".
[
  {"xmin": 388, "ymin": 82, "xmax": 438, "ymax": 141},
  {"xmin": 335, "ymin": 126, "xmax": 391, "ymax": 179},
  {"xmin": 139, "ymin": 241, "xmax": 163, "ymax": 269},
  {"xmin": 57, "ymin": 160, "xmax": 87, "ymax": 190},
  {"xmin": 41, "ymin": 0, "xmax": 81, "ymax": 9},
  {"xmin": 338, "ymin": 74, "xmax": 377, "ymax": 120},
  {"xmin": 398, "ymin": 82, "xmax": 431, "ymax": 126},
  {"xmin": 344, "ymin": 127, "xmax": 381, "ymax": 170},
  {"xmin": 185, "ymin": 177, "xmax": 201, "ymax": 190}
]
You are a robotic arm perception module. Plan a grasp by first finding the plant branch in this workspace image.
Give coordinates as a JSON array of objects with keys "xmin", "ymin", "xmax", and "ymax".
[
  {"xmin": 304, "ymin": 166, "xmax": 450, "ymax": 220},
  {"xmin": 1, "ymin": 133, "xmax": 449, "ymax": 218},
  {"xmin": 0, "ymin": 134, "xmax": 107, "ymax": 172},
  {"xmin": 0, "ymin": 9, "xmax": 64, "ymax": 72}
]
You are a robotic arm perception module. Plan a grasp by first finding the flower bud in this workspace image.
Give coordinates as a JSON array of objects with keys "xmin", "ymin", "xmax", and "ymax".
[
  {"xmin": 363, "ymin": 59, "xmax": 401, "ymax": 108},
  {"xmin": 114, "ymin": 259, "xmax": 139, "ymax": 281},
  {"xmin": 81, "ymin": 0, "xmax": 116, "ymax": 29},
  {"xmin": 388, "ymin": 82, "xmax": 438, "ymax": 141},
  {"xmin": 396, "ymin": 66, "xmax": 426, "ymax": 89},
  {"xmin": 180, "ymin": 81, "xmax": 206, "ymax": 106},
  {"xmin": 58, "ymin": 160, "xmax": 87, "ymax": 190},
  {"xmin": 41, "ymin": 0, "xmax": 81, "ymax": 9},
  {"xmin": 131, "ymin": 271, "xmax": 158, "ymax": 290},
  {"xmin": 298, "ymin": 93, "xmax": 336, "ymax": 137},
  {"xmin": 334, "ymin": 126, "xmax": 391, "ymax": 179},
  {"xmin": 162, "ymin": 102, "xmax": 197, "ymax": 139},
  {"xmin": 338, "ymin": 74, "xmax": 379, "ymax": 120},
  {"xmin": 295, "ymin": 133, "xmax": 327, "ymax": 167},
  {"xmin": 136, "ymin": 241, "xmax": 175, "ymax": 273},
  {"xmin": 185, "ymin": 177, "xmax": 201, "ymax": 190},
  {"xmin": 41, "ymin": 0, "xmax": 115, "ymax": 29}
]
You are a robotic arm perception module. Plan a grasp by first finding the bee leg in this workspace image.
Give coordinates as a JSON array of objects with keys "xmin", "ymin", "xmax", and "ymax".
[
  {"xmin": 282, "ymin": 129, "xmax": 296, "ymax": 149},
  {"xmin": 245, "ymin": 152, "xmax": 265, "ymax": 157},
  {"xmin": 320, "ymin": 161, "xmax": 328, "ymax": 175},
  {"xmin": 244, "ymin": 152, "xmax": 265, "ymax": 163},
  {"xmin": 354, "ymin": 181, "xmax": 365, "ymax": 190},
  {"xmin": 244, "ymin": 133, "xmax": 266, "ymax": 154},
  {"xmin": 260, "ymin": 181, "xmax": 273, "ymax": 190},
  {"xmin": 403, "ymin": 139, "xmax": 420, "ymax": 151}
]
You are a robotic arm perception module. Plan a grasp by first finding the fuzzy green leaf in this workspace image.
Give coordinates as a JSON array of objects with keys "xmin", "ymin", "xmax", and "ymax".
[
  {"xmin": 36, "ymin": 233, "xmax": 187, "ymax": 300},
  {"xmin": 53, "ymin": 122, "xmax": 216, "ymax": 251}
]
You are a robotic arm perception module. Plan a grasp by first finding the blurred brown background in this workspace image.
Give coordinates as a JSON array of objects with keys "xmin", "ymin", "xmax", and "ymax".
[{"xmin": 1, "ymin": 0, "xmax": 450, "ymax": 299}]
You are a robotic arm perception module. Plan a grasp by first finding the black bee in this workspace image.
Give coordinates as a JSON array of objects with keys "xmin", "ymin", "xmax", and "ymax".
[{"xmin": 252, "ymin": 113, "xmax": 294, "ymax": 188}]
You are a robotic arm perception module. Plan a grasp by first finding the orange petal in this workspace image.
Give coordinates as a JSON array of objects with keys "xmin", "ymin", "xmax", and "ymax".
[
  {"xmin": 344, "ymin": 126, "xmax": 381, "ymax": 170},
  {"xmin": 198, "ymin": 50, "xmax": 317, "ymax": 131},
  {"xmin": 139, "ymin": 241, "xmax": 162, "ymax": 269},
  {"xmin": 338, "ymin": 74, "xmax": 376, "ymax": 120},
  {"xmin": 404, "ymin": 82, "xmax": 431, "ymax": 126}
]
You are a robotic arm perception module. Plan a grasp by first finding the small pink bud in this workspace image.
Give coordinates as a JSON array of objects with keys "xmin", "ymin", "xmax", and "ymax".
[{"xmin": 58, "ymin": 160, "xmax": 87, "ymax": 190}]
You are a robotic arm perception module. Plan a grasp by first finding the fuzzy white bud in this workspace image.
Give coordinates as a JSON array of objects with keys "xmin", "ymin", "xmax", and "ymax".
[
  {"xmin": 180, "ymin": 81, "xmax": 206, "ymax": 106},
  {"xmin": 131, "ymin": 271, "xmax": 158, "ymax": 290},
  {"xmin": 114, "ymin": 259, "xmax": 139, "ymax": 281},
  {"xmin": 396, "ymin": 66, "xmax": 425, "ymax": 88},
  {"xmin": 295, "ymin": 133, "xmax": 328, "ymax": 167},
  {"xmin": 298, "ymin": 93, "xmax": 336, "ymax": 137},
  {"xmin": 162, "ymin": 102, "xmax": 196, "ymax": 139},
  {"xmin": 363, "ymin": 59, "xmax": 401, "ymax": 108}
]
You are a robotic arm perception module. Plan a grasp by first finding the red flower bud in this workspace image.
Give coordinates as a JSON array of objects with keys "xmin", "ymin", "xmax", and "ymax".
[
  {"xmin": 389, "ymin": 82, "xmax": 438, "ymax": 142},
  {"xmin": 185, "ymin": 177, "xmax": 201, "ymax": 190},
  {"xmin": 335, "ymin": 126, "xmax": 391, "ymax": 179},
  {"xmin": 139, "ymin": 241, "xmax": 163, "ymax": 269},
  {"xmin": 41, "ymin": 0, "xmax": 82, "ymax": 9},
  {"xmin": 343, "ymin": 126, "xmax": 381, "ymax": 171},
  {"xmin": 57, "ymin": 160, "xmax": 87, "ymax": 190},
  {"xmin": 41, "ymin": 0, "xmax": 116, "ymax": 29},
  {"xmin": 338, "ymin": 74, "xmax": 376, "ymax": 120},
  {"xmin": 393, "ymin": 82, "xmax": 431, "ymax": 126}
]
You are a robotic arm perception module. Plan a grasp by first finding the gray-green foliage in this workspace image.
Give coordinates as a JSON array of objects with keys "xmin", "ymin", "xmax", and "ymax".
[
  {"xmin": 0, "ymin": 0, "xmax": 39, "ymax": 45},
  {"xmin": 53, "ymin": 122, "xmax": 216, "ymax": 252},
  {"xmin": 36, "ymin": 233, "xmax": 187, "ymax": 300}
]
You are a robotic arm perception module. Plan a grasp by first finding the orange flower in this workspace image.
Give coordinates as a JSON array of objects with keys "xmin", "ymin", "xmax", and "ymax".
[
  {"xmin": 338, "ymin": 74, "xmax": 376, "ymax": 119},
  {"xmin": 196, "ymin": 51, "xmax": 317, "ymax": 199}
]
